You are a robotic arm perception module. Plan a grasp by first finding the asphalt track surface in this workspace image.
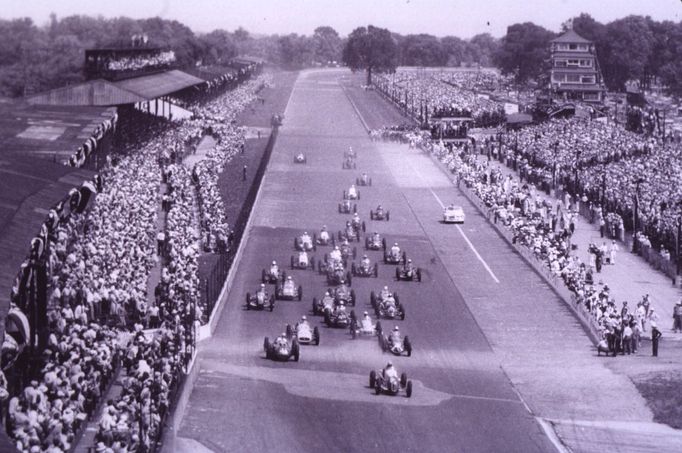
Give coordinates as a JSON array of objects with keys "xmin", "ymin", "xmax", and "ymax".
[{"xmin": 178, "ymin": 69, "xmax": 556, "ymax": 453}]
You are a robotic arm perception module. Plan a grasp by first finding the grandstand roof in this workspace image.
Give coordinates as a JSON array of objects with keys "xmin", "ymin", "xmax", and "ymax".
[
  {"xmin": 0, "ymin": 102, "xmax": 115, "ymax": 163},
  {"xmin": 113, "ymin": 69, "xmax": 204, "ymax": 100},
  {"xmin": 0, "ymin": 153, "xmax": 95, "ymax": 331},
  {"xmin": 26, "ymin": 69, "xmax": 204, "ymax": 107}
]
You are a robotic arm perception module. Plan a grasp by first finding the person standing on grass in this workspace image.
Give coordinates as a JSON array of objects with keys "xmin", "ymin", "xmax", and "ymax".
[
  {"xmin": 651, "ymin": 322, "xmax": 662, "ymax": 356},
  {"xmin": 609, "ymin": 240, "xmax": 619, "ymax": 265}
]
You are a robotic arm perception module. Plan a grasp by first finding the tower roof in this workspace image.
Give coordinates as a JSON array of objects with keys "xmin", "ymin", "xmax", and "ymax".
[{"xmin": 551, "ymin": 29, "xmax": 591, "ymax": 44}]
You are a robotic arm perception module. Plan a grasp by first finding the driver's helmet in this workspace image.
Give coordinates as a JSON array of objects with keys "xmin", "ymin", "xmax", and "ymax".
[
  {"xmin": 303, "ymin": 231, "xmax": 308, "ymax": 236},
  {"xmin": 272, "ymin": 260, "xmax": 277, "ymax": 265},
  {"xmin": 394, "ymin": 243, "xmax": 398, "ymax": 247},
  {"xmin": 301, "ymin": 315, "xmax": 307, "ymax": 321},
  {"xmin": 407, "ymin": 259, "xmax": 412, "ymax": 263},
  {"xmin": 378, "ymin": 205, "xmax": 382, "ymax": 209},
  {"xmin": 363, "ymin": 254, "xmax": 368, "ymax": 259},
  {"xmin": 343, "ymin": 239, "xmax": 349, "ymax": 245},
  {"xmin": 339, "ymin": 279, "xmax": 345, "ymax": 284},
  {"xmin": 386, "ymin": 361, "xmax": 393, "ymax": 368},
  {"xmin": 334, "ymin": 246, "xmax": 339, "ymax": 251},
  {"xmin": 322, "ymin": 225, "xmax": 327, "ymax": 230},
  {"xmin": 383, "ymin": 286, "xmax": 388, "ymax": 291},
  {"xmin": 339, "ymin": 300, "xmax": 345, "ymax": 306},
  {"xmin": 281, "ymin": 332, "xmax": 286, "ymax": 338},
  {"xmin": 346, "ymin": 221, "xmax": 351, "ymax": 226},
  {"xmin": 287, "ymin": 276, "xmax": 292, "ymax": 281},
  {"xmin": 260, "ymin": 283, "xmax": 265, "ymax": 288},
  {"xmin": 363, "ymin": 311, "xmax": 369, "ymax": 316},
  {"xmin": 325, "ymin": 291, "xmax": 330, "ymax": 296},
  {"xmin": 393, "ymin": 326, "xmax": 399, "ymax": 331},
  {"xmin": 374, "ymin": 231, "xmax": 379, "ymax": 235}
]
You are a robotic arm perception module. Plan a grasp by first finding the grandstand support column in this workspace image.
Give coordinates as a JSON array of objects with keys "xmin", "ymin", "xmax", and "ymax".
[
  {"xmin": 155, "ymin": 98, "xmax": 159, "ymax": 116},
  {"xmin": 35, "ymin": 261, "xmax": 48, "ymax": 352}
]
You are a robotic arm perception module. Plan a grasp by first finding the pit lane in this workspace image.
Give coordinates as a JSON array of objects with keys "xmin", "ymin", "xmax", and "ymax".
[{"xmin": 177, "ymin": 69, "xmax": 556, "ymax": 453}]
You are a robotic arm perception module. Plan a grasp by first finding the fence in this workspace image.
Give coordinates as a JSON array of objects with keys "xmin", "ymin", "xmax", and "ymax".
[{"xmin": 202, "ymin": 127, "xmax": 279, "ymax": 320}]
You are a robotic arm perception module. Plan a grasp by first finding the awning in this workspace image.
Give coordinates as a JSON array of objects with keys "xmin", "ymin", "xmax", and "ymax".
[{"xmin": 114, "ymin": 70, "xmax": 204, "ymax": 100}]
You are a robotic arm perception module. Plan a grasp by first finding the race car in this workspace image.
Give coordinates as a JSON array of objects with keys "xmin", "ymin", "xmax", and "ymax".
[
  {"xmin": 395, "ymin": 260, "xmax": 422, "ymax": 282},
  {"xmin": 317, "ymin": 252, "xmax": 347, "ymax": 274},
  {"xmin": 262, "ymin": 262, "xmax": 286, "ymax": 284},
  {"xmin": 369, "ymin": 365, "xmax": 413, "ymax": 397},
  {"xmin": 370, "ymin": 290, "xmax": 405, "ymax": 320},
  {"xmin": 294, "ymin": 232, "xmax": 316, "ymax": 251},
  {"xmin": 343, "ymin": 186, "xmax": 361, "ymax": 201},
  {"xmin": 325, "ymin": 265, "xmax": 352, "ymax": 286},
  {"xmin": 316, "ymin": 227, "xmax": 335, "ymax": 246},
  {"xmin": 275, "ymin": 276, "xmax": 303, "ymax": 301},
  {"xmin": 370, "ymin": 206, "xmax": 390, "ymax": 221},
  {"xmin": 294, "ymin": 153, "xmax": 307, "ymax": 164},
  {"xmin": 380, "ymin": 327, "xmax": 412, "ymax": 356},
  {"xmin": 290, "ymin": 252, "xmax": 315, "ymax": 270},
  {"xmin": 351, "ymin": 260, "xmax": 378, "ymax": 278},
  {"xmin": 324, "ymin": 303, "xmax": 355, "ymax": 328},
  {"xmin": 245, "ymin": 287, "xmax": 275, "ymax": 311},
  {"xmin": 312, "ymin": 291, "xmax": 337, "ymax": 316},
  {"xmin": 286, "ymin": 320, "xmax": 320, "ymax": 346},
  {"xmin": 330, "ymin": 282, "xmax": 356, "ymax": 306},
  {"xmin": 345, "ymin": 146, "xmax": 357, "ymax": 159},
  {"xmin": 338, "ymin": 223, "xmax": 361, "ymax": 243},
  {"xmin": 356, "ymin": 173, "xmax": 372, "ymax": 186},
  {"xmin": 342, "ymin": 156, "xmax": 357, "ymax": 169},
  {"xmin": 442, "ymin": 205, "xmax": 465, "ymax": 224},
  {"xmin": 337, "ymin": 240, "xmax": 357, "ymax": 261},
  {"xmin": 338, "ymin": 199, "xmax": 357, "ymax": 215},
  {"xmin": 350, "ymin": 215, "xmax": 366, "ymax": 233},
  {"xmin": 383, "ymin": 244, "xmax": 406, "ymax": 265},
  {"xmin": 264, "ymin": 332, "xmax": 300, "ymax": 362},
  {"xmin": 350, "ymin": 313, "xmax": 383, "ymax": 339},
  {"xmin": 365, "ymin": 233, "xmax": 387, "ymax": 251}
]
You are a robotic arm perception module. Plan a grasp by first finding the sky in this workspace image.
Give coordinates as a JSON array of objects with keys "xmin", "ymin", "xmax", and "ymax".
[{"xmin": 1, "ymin": 0, "xmax": 680, "ymax": 38}]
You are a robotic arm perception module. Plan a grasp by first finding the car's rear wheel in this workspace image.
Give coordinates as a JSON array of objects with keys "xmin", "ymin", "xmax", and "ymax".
[
  {"xmin": 264, "ymin": 337, "xmax": 270, "ymax": 352},
  {"xmin": 261, "ymin": 269, "xmax": 266, "ymax": 283},
  {"xmin": 290, "ymin": 256, "xmax": 294, "ymax": 269},
  {"xmin": 400, "ymin": 372, "xmax": 407, "ymax": 388},
  {"xmin": 286, "ymin": 324, "xmax": 293, "ymax": 337},
  {"xmin": 351, "ymin": 263, "xmax": 356, "ymax": 276},
  {"xmin": 350, "ymin": 289, "xmax": 356, "ymax": 306},
  {"xmin": 313, "ymin": 327, "xmax": 320, "ymax": 345},
  {"xmin": 245, "ymin": 293, "xmax": 251, "ymax": 308},
  {"xmin": 374, "ymin": 264, "xmax": 379, "ymax": 278},
  {"xmin": 375, "ymin": 321, "xmax": 382, "ymax": 336},
  {"xmin": 417, "ymin": 268, "xmax": 422, "ymax": 282},
  {"xmin": 369, "ymin": 370, "xmax": 376, "ymax": 388},
  {"xmin": 312, "ymin": 298, "xmax": 318, "ymax": 315},
  {"xmin": 269, "ymin": 296, "xmax": 275, "ymax": 311},
  {"xmin": 310, "ymin": 256, "xmax": 315, "ymax": 270},
  {"xmin": 370, "ymin": 291, "xmax": 376, "ymax": 308},
  {"xmin": 382, "ymin": 238, "xmax": 386, "ymax": 250},
  {"xmin": 350, "ymin": 320, "xmax": 357, "ymax": 339},
  {"xmin": 370, "ymin": 210, "xmax": 374, "ymax": 220},
  {"xmin": 386, "ymin": 212, "xmax": 390, "ymax": 221},
  {"xmin": 401, "ymin": 306, "xmax": 406, "ymax": 321},
  {"xmin": 298, "ymin": 285, "xmax": 303, "ymax": 301},
  {"xmin": 375, "ymin": 382, "xmax": 381, "ymax": 395},
  {"xmin": 404, "ymin": 336, "xmax": 412, "ymax": 357},
  {"xmin": 406, "ymin": 381, "xmax": 413, "ymax": 398},
  {"xmin": 395, "ymin": 267, "xmax": 400, "ymax": 281},
  {"xmin": 292, "ymin": 341, "xmax": 300, "ymax": 362}
]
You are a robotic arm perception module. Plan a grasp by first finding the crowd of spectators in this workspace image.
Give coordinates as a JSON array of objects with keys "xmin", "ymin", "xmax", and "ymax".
[
  {"xmin": 67, "ymin": 113, "xmax": 118, "ymax": 169},
  {"xmin": 6, "ymin": 69, "xmax": 270, "ymax": 451},
  {"xmin": 106, "ymin": 51, "xmax": 176, "ymax": 72}
]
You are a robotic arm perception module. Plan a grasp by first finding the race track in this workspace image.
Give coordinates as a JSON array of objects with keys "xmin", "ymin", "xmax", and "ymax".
[{"xmin": 177, "ymin": 69, "xmax": 557, "ymax": 453}]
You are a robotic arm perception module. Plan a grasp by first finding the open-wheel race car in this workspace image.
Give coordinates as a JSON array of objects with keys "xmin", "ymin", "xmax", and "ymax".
[
  {"xmin": 312, "ymin": 291, "xmax": 337, "ymax": 316},
  {"xmin": 342, "ymin": 156, "xmax": 357, "ymax": 169},
  {"xmin": 316, "ymin": 228, "xmax": 335, "ymax": 247},
  {"xmin": 351, "ymin": 260, "xmax": 378, "ymax": 278},
  {"xmin": 350, "ymin": 313, "xmax": 383, "ymax": 339},
  {"xmin": 349, "ymin": 215, "xmax": 366, "ymax": 234},
  {"xmin": 343, "ymin": 186, "xmax": 361, "ymax": 201},
  {"xmin": 338, "ymin": 225, "xmax": 361, "ymax": 243},
  {"xmin": 338, "ymin": 199, "xmax": 357, "ymax": 215},
  {"xmin": 345, "ymin": 146, "xmax": 357, "ymax": 159},
  {"xmin": 317, "ymin": 251, "xmax": 347, "ymax": 274},
  {"xmin": 331, "ymin": 282, "xmax": 356, "ymax": 306},
  {"xmin": 294, "ymin": 232, "xmax": 316, "ymax": 251},
  {"xmin": 370, "ymin": 206, "xmax": 390, "ymax": 221},
  {"xmin": 370, "ymin": 290, "xmax": 405, "ymax": 320},
  {"xmin": 383, "ymin": 244, "xmax": 407, "ymax": 265},
  {"xmin": 324, "ymin": 303, "xmax": 355, "ymax": 328},
  {"xmin": 369, "ymin": 365, "xmax": 413, "ymax": 397},
  {"xmin": 245, "ymin": 286, "xmax": 275, "ymax": 311},
  {"xmin": 365, "ymin": 233, "xmax": 387, "ymax": 251},
  {"xmin": 286, "ymin": 319, "xmax": 320, "ymax": 346},
  {"xmin": 275, "ymin": 276, "xmax": 303, "ymax": 301},
  {"xmin": 293, "ymin": 153, "xmax": 307, "ymax": 164},
  {"xmin": 380, "ymin": 327, "xmax": 412, "ymax": 356},
  {"xmin": 264, "ymin": 331, "xmax": 300, "ymax": 362},
  {"xmin": 291, "ymin": 252, "xmax": 315, "ymax": 270},
  {"xmin": 325, "ymin": 264, "xmax": 352, "ymax": 286},
  {"xmin": 356, "ymin": 173, "xmax": 372, "ymax": 186},
  {"xmin": 262, "ymin": 262, "xmax": 286, "ymax": 284},
  {"xmin": 395, "ymin": 260, "xmax": 421, "ymax": 282}
]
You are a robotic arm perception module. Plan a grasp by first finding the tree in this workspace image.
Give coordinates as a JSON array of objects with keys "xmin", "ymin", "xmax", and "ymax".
[
  {"xmin": 441, "ymin": 36, "xmax": 466, "ymax": 66},
  {"xmin": 342, "ymin": 25, "xmax": 398, "ymax": 85},
  {"xmin": 399, "ymin": 34, "xmax": 446, "ymax": 66},
  {"xmin": 601, "ymin": 16, "xmax": 654, "ymax": 90},
  {"xmin": 468, "ymin": 33, "xmax": 499, "ymax": 67},
  {"xmin": 312, "ymin": 26, "xmax": 342, "ymax": 64},
  {"xmin": 200, "ymin": 29, "xmax": 237, "ymax": 64},
  {"xmin": 493, "ymin": 22, "xmax": 555, "ymax": 82},
  {"xmin": 277, "ymin": 34, "xmax": 314, "ymax": 69}
]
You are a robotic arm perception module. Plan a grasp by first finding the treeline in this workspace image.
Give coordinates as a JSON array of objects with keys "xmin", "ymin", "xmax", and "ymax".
[{"xmin": 493, "ymin": 13, "xmax": 682, "ymax": 94}]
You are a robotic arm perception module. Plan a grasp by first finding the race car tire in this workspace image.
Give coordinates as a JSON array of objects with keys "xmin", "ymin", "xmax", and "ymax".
[
  {"xmin": 394, "ymin": 294, "xmax": 400, "ymax": 306},
  {"xmin": 382, "ymin": 238, "xmax": 387, "ymax": 250},
  {"xmin": 369, "ymin": 370, "xmax": 376, "ymax": 388},
  {"xmin": 400, "ymin": 372, "xmax": 408, "ymax": 388},
  {"xmin": 313, "ymin": 327, "xmax": 320, "ymax": 345},
  {"xmin": 310, "ymin": 256, "xmax": 315, "ymax": 270},
  {"xmin": 362, "ymin": 221, "xmax": 366, "ymax": 232},
  {"xmin": 358, "ymin": 191, "xmax": 361, "ymax": 200},
  {"xmin": 343, "ymin": 190, "xmax": 347, "ymax": 200},
  {"xmin": 350, "ymin": 309, "xmax": 356, "ymax": 321},
  {"xmin": 269, "ymin": 296, "xmax": 275, "ymax": 311},
  {"xmin": 386, "ymin": 212, "xmax": 390, "ymax": 221},
  {"xmin": 293, "ymin": 238, "xmax": 298, "ymax": 250},
  {"xmin": 261, "ymin": 269, "xmax": 266, "ymax": 283},
  {"xmin": 286, "ymin": 324, "xmax": 293, "ymax": 337},
  {"xmin": 375, "ymin": 321, "xmax": 382, "ymax": 336},
  {"xmin": 351, "ymin": 263, "xmax": 356, "ymax": 276},
  {"xmin": 370, "ymin": 210, "xmax": 374, "ymax": 220},
  {"xmin": 375, "ymin": 306, "xmax": 381, "ymax": 317},
  {"xmin": 374, "ymin": 264, "xmax": 379, "ymax": 278},
  {"xmin": 406, "ymin": 380, "xmax": 413, "ymax": 398},
  {"xmin": 400, "ymin": 306, "xmax": 406, "ymax": 321},
  {"xmin": 379, "ymin": 335, "xmax": 386, "ymax": 352},
  {"xmin": 417, "ymin": 268, "xmax": 422, "ymax": 282},
  {"xmin": 324, "ymin": 312, "xmax": 331, "ymax": 326},
  {"xmin": 370, "ymin": 291, "xmax": 376, "ymax": 308},
  {"xmin": 245, "ymin": 293, "xmax": 251, "ymax": 309},
  {"xmin": 352, "ymin": 247, "xmax": 357, "ymax": 259},
  {"xmin": 347, "ymin": 272, "xmax": 353, "ymax": 286},
  {"xmin": 350, "ymin": 289, "xmax": 356, "ymax": 306},
  {"xmin": 312, "ymin": 298, "xmax": 318, "ymax": 315},
  {"xmin": 350, "ymin": 320, "xmax": 357, "ymax": 339},
  {"xmin": 375, "ymin": 382, "xmax": 381, "ymax": 395},
  {"xmin": 298, "ymin": 285, "xmax": 303, "ymax": 301},
  {"xmin": 395, "ymin": 267, "xmax": 400, "ymax": 281},
  {"xmin": 290, "ymin": 256, "xmax": 295, "ymax": 269},
  {"xmin": 404, "ymin": 336, "xmax": 412, "ymax": 357},
  {"xmin": 292, "ymin": 341, "xmax": 300, "ymax": 362},
  {"xmin": 402, "ymin": 251, "xmax": 407, "ymax": 264},
  {"xmin": 264, "ymin": 337, "xmax": 270, "ymax": 353}
]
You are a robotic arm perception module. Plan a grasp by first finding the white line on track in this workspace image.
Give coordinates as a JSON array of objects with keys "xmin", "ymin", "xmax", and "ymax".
[{"xmin": 424, "ymin": 178, "xmax": 501, "ymax": 284}]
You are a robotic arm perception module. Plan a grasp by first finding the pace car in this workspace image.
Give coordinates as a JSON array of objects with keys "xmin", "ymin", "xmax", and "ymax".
[{"xmin": 442, "ymin": 205, "xmax": 465, "ymax": 223}]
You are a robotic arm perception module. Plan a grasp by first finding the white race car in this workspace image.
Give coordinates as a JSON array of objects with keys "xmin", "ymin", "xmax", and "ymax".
[
  {"xmin": 287, "ymin": 322, "xmax": 320, "ymax": 345},
  {"xmin": 443, "ymin": 205, "xmax": 465, "ymax": 223}
]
